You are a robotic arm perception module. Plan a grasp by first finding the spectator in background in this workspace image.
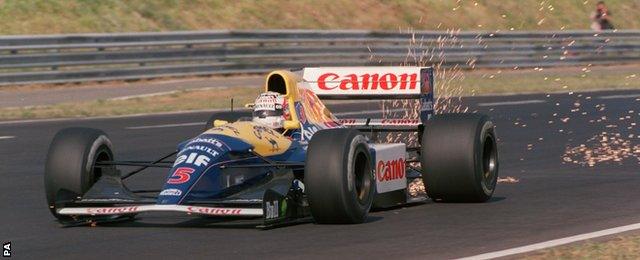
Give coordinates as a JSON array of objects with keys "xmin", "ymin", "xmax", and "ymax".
[{"xmin": 591, "ymin": 1, "xmax": 615, "ymax": 31}]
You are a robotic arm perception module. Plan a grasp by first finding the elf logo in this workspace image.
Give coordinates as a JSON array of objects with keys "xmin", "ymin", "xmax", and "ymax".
[{"xmin": 173, "ymin": 153, "xmax": 210, "ymax": 167}]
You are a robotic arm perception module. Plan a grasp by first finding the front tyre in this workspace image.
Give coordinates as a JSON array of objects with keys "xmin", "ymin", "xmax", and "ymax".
[
  {"xmin": 305, "ymin": 128, "xmax": 375, "ymax": 224},
  {"xmin": 44, "ymin": 127, "xmax": 114, "ymax": 221},
  {"xmin": 420, "ymin": 113, "xmax": 498, "ymax": 202}
]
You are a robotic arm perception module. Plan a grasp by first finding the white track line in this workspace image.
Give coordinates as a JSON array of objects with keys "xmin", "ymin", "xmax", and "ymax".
[
  {"xmin": 109, "ymin": 91, "xmax": 180, "ymax": 101},
  {"xmin": 0, "ymin": 108, "xmax": 242, "ymax": 126},
  {"xmin": 124, "ymin": 109, "xmax": 409, "ymax": 129},
  {"xmin": 478, "ymin": 100, "xmax": 546, "ymax": 107},
  {"xmin": 109, "ymin": 86, "xmax": 231, "ymax": 101},
  {"xmin": 0, "ymin": 101, "xmax": 379, "ymax": 126},
  {"xmin": 598, "ymin": 94, "xmax": 640, "ymax": 100},
  {"xmin": 0, "ymin": 136, "xmax": 15, "ymax": 140},
  {"xmin": 126, "ymin": 122, "xmax": 204, "ymax": 130},
  {"xmin": 457, "ymin": 222, "xmax": 640, "ymax": 260}
]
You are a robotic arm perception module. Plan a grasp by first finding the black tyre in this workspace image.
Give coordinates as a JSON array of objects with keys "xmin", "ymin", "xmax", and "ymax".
[
  {"xmin": 45, "ymin": 127, "xmax": 114, "ymax": 220},
  {"xmin": 204, "ymin": 111, "xmax": 252, "ymax": 131},
  {"xmin": 420, "ymin": 113, "xmax": 498, "ymax": 202},
  {"xmin": 305, "ymin": 128, "xmax": 375, "ymax": 224}
]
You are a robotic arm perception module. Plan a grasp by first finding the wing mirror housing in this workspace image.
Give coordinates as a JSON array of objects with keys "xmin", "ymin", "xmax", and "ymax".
[{"xmin": 213, "ymin": 120, "xmax": 229, "ymax": 127}]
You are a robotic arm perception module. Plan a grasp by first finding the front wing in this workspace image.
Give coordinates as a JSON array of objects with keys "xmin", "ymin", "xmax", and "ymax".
[{"xmin": 57, "ymin": 204, "xmax": 263, "ymax": 217}]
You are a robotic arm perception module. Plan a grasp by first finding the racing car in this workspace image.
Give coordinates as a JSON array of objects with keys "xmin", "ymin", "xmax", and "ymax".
[{"xmin": 44, "ymin": 67, "xmax": 499, "ymax": 228}]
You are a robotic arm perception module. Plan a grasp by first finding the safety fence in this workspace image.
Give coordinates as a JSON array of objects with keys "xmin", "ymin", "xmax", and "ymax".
[{"xmin": 0, "ymin": 30, "xmax": 638, "ymax": 85}]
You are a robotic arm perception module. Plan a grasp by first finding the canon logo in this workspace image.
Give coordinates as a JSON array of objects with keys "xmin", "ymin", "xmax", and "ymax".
[
  {"xmin": 380, "ymin": 119, "xmax": 420, "ymax": 125},
  {"xmin": 87, "ymin": 206, "xmax": 139, "ymax": 214},
  {"xmin": 317, "ymin": 73, "xmax": 418, "ymax": 91},
  {"xmin": 338, "ymin": 119, "xmax": 357, "ymax": 124},
  {"xmin": 187, "ymin": 206, "xmax": 242, "ymax": 215},
  {"xmin": 376, "ymin": 158, "xmax": 406, "ymax": 182}
]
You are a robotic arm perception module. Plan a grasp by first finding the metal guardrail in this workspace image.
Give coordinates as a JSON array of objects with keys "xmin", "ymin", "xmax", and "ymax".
[{"xmin": 0, "ymin": 30, "xmax": 639, "ymax": 86}]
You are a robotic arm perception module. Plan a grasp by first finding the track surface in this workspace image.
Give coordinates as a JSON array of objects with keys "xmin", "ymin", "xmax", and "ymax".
[{"xmin": 1, "ymin": 90, "xmax": 640, "ymax": 259}]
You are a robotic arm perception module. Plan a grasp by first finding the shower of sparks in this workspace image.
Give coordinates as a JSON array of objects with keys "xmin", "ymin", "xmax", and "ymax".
[
  {"xmin": 564, "ymin": 132, "xmax": 640, "ymax": 167},
  {"xmin": 408, "ymin": 178, "xmax": 427, "ymax": 197},
  {"xmin": 561, "ymin": 103, "xmax": 640, "ymax": 167},
  {"xmin": 374, "ymin": 28, "xmax": 471, "ymax": 150},
  {"xmin": 498, "ymin": 176, "xmax": 520, "ymax": 183},
  {"xmin": 365, "ymin": 27, "xmax": 476, "ymax": 194},
  {"xmin": 367, "ymin": 1, "xmax": 640, "ymax": 173}
]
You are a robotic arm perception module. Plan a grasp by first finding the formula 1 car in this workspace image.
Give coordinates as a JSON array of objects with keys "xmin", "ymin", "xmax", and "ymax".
[{"xmin": 45, "ymin": 67, "xmax": 499, "ymax": 228}]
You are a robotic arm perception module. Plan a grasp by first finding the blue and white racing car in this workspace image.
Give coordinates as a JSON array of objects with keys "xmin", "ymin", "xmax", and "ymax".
[{"xmin": 45, "ymin": 67, "xmax": 499, "ymax": 228}]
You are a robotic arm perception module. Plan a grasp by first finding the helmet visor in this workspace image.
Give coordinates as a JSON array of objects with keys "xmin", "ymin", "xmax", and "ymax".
[{"xmin": 253, "ymin": 109, "xmax": 282, "ymax": 119}]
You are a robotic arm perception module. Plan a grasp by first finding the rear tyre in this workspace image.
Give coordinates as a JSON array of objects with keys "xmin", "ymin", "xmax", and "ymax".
[
  {"xmin": 305, "ymin": 128, "xmax": 375, "ymax": 224},
  {"xmin": 45, "ymin": 127, "xmax": 114, "ymax": 221},
  {"xmin": 420, "ymin": 113, "xmax": 498, "ymax": 202},
  {"xmin": 204, "ymin": 111, "xmax": 252, "ymax": 131}
]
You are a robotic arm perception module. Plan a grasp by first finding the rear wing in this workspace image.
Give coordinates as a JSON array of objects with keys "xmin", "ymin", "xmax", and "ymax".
[
  {"xmin": 300, "ymin": 67, "xmax": 435, "ymax": 128},
  {"xmin": 302, "ymin": 67, "xmax": 433, "ymax": 99}
]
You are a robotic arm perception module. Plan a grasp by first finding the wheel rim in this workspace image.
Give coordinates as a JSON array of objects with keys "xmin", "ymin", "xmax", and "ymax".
[
  {"xmin": 89, "ymin": 145, "xmax": 113, "ymax": 187},
  {"xmin": 353, "ymin": 150, "xmax": 372, "ymax": 204},
  {"xmin": 481, "ymin": 134, "xmax": 498, "ymax": 193}
]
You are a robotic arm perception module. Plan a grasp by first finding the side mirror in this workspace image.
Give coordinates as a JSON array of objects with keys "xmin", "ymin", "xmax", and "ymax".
[
  {"xmin": 283, "ymin": 120, "xmax": 300, "ymax": 130},
  {"xmin": 213, "ymin": 120, "xmax": 228, "ymax": 127},
  {"xmin": 245, "ymin": 103, "xmax": 255, "ymax": 109}
]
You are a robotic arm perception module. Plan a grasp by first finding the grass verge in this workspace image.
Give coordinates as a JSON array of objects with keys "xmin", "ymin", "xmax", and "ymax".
[
  {"xmin": 461, "ymin": 65, "xmax": 640, "ymax": 96},
  {"xmin": 526, "ymin": 233, "xmax": 640, "ymax": 259},
  {"xmin": 0, "ymin": 65, "xmax": 638, "ymax": 121},
  {"xmin": 0, "ymin": 87, "xmax": 260, "ymax": 120},
  {"xmin": 2, "ymin": 0, "xmax": 640, "ymax": 34}
]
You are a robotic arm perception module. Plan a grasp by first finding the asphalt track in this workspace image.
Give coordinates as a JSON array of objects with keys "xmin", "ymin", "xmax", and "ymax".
[{"xmin": 2, "ymin": 89, "xmax": 640, "ymax": 259}]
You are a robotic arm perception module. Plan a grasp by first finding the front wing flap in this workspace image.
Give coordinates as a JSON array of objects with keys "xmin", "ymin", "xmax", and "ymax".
[{"xmin": 57, "ymin": 204, "xmax": 263, "ymax": 217}]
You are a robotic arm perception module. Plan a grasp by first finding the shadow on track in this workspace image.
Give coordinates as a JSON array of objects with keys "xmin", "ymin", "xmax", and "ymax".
[{"xmin": 75, "ymin": 215, "xmax": 386, "ymax": 230}]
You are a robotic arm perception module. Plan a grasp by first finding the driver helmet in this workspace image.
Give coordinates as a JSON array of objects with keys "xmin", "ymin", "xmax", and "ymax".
[{"xmin": 252, "ymin": 91, "xmax": 287, "ymax": 129}]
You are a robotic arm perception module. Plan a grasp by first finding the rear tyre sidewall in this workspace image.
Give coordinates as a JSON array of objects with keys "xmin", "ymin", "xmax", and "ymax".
[
  {"xmin": 478, "ymin": 121, "xmax": 498, "ymax": 198},
  {"xmin": 420, "ymin": 113, "xmax": 498, "ymax": 202}
]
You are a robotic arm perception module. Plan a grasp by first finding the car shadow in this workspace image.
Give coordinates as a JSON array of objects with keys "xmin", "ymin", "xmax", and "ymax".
[
  {"xmin": 488, "ymin": 196, "xmax": 506, "ymax": 203},
  {"xmin": 92, "ymin": 215, "xmax": 384, "ymax": 229},
  {"xmin": 59, "ymin": 197, "xmax": 506, "ymax": 230},
  {"xmin": 429, "ymin": 196, "xmax": 506, "ymax": 204}
]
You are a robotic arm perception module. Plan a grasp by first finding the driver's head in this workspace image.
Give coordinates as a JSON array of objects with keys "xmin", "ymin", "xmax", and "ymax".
[{"xmin": 252, "ymin": 91, "xmax": 286, "ymax": 129}]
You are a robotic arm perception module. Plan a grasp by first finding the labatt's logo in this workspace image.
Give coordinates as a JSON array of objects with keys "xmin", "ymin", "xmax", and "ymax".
[
  {"xmin": 376, "ymin": 158, "xmax": 405, "ymax": 182},
  {"xmin": 317, "ymin": 73, "xmax": 418, "ymax": 91}
]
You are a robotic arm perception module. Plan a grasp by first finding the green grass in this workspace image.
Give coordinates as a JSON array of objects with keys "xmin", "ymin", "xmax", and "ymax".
[
  {"xmin": 1, "ymin": 0, "xmax": 640, "ymax": 35},
  {"xmin": 527, "ymin": 233, "xmax": 640, "ymax": 259},
  {"xmin": 462, "ymin": 65, "xmax": 640, "ymax": 95},
  {"xmin": 0, "ymin": 86, "xmax": 261, "ymax": 120}
]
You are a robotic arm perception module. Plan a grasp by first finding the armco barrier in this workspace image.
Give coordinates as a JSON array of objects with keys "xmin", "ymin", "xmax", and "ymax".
[{"xmin": 0, "ymin": 30, "xmax": 638, "ymax": 85}]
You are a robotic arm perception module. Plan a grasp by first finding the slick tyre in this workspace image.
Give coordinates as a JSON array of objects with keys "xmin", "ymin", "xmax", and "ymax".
[
  {"xmin": 45, "ymin": 127, "xmax": 114, "ymax": 220},
  {"xmin": 305, "ymin": 128, "xmax": 375, "ymax": 224},
  {"xmin": 420, "ymin": 113, "xmax": 498, "ymax": 202},
  {"xmin": 204, "ymin": 111, "xmax": 252, "ymax": 131}
]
